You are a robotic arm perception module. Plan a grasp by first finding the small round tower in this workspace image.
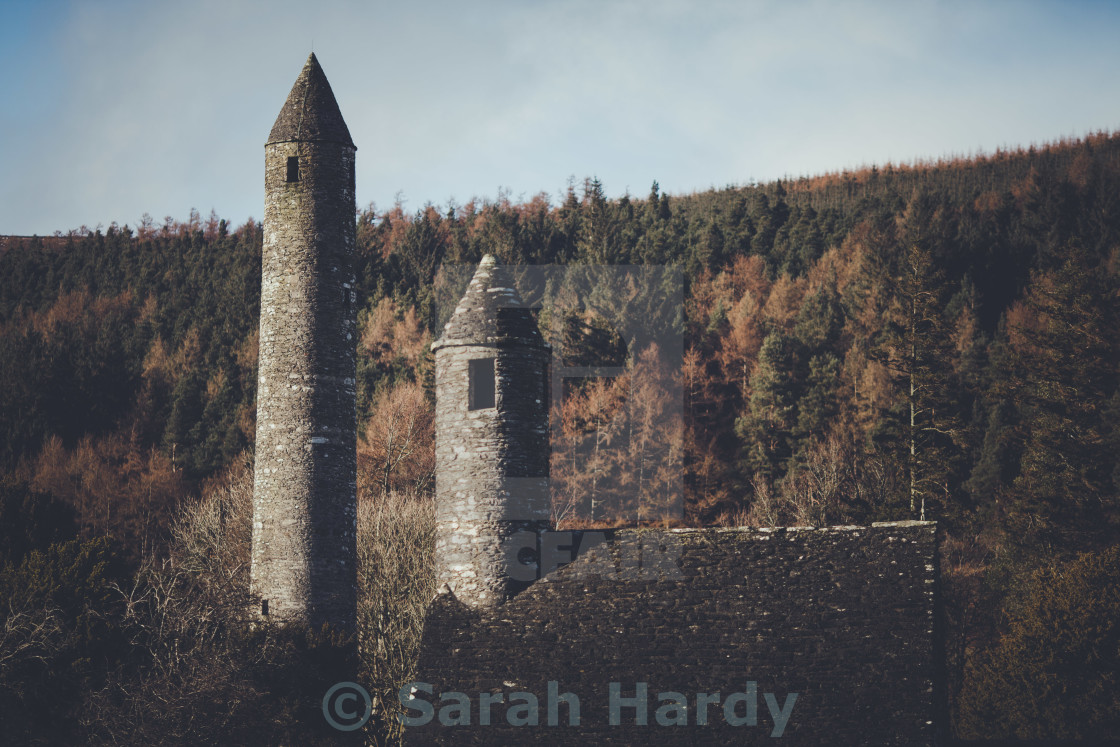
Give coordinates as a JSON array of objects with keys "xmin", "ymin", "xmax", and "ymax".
[
  {"xmin": 433, "ymin": 256, "xmax": 551, "ymax": 608},
  {"xmin": 251, "ymin": 53, "xmax": 357, "ymax": 629}
]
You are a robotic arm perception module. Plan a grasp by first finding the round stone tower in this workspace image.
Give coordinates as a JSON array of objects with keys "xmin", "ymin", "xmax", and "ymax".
[
  {"xmin": 433, "ymin": 256, "xmax": 551, "ymax": 608},
  {"xmin": 250, "ymin": 53, "xmax": 357, "ymax": 630}
]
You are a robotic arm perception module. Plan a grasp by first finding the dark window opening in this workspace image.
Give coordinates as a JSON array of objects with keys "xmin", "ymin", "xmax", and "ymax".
[
  {"xmin": 286, "ymin": 156, "xmax": 299, "ymax": 182},
  {"xmin": 468, "ymin": 358, "xmax": 496, "ymax": 410},
  {"xmin": 261, "ymin": 599, "xmax": 269, "ymax": 616}
]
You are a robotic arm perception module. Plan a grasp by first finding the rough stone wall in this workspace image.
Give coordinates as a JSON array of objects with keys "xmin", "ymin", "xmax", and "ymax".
[
  {"xmin": 407, "ymin": 522, "xmax": 944, "ymax": 745},
  {"xmin": 250, "ymin": 137, "xmax": 357, "ymax": 629},
  {"xmin": 434, "ymin": 342, "xmax": 550, "ymax": 607}
]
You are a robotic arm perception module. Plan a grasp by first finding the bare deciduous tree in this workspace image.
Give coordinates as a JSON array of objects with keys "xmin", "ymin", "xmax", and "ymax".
[
  {"xmin": 356, "ymin": 488, "xmax": 436, "ymax": 744},
  {"xmin": 359, "ymin": 382, "xmax": 435, "ymax": 497}
]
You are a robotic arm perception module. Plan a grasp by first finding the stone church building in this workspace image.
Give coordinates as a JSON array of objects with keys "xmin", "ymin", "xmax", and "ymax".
[{"xmin": 252, "ymin": 55, "xmax": 945, "ymax": 746}]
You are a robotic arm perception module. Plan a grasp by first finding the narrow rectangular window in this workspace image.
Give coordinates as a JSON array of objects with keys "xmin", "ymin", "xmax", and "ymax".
[
  {"xmin": 261, "ymin": 599, "xmax": 269, "ymax": 616},
  {"xmin": 286, "ymin": 156, "xmax": 299, "ymax": 182},
  {"xmin": 468, "ymin": 358, "xmax": 496, "ymax": 410}
]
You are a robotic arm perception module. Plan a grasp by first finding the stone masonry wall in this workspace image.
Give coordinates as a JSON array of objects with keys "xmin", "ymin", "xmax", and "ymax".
[
  {"xmin": 434, "ymin": 342, "xmax": 550, "ymax": 607},
  {"xmin": 407, "ymin": 521, "xmax": 944, "ymax": 745},
  {"xmin": 250, "ymin": 138, "xmax": 357, "ymax": 629}
]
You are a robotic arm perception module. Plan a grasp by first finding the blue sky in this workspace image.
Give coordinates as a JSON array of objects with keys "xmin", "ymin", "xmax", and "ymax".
[{"xmin": 3, "ymin": 0, "xmax": 1120, "ymax": 235}]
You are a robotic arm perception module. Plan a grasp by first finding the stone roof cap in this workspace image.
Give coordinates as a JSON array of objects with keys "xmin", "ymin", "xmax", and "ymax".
[
  {"xmin": 267, "ymin": 53, "xmax": 355, "ymax": 148},
  {"xmin": 432, "ymin": 255, "xmax": 549, "ymax": 351}
]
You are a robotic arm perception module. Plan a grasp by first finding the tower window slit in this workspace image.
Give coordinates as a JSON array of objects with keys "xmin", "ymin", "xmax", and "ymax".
[
  {"xmin": 286, "ymin": 156, "xmax": 299, "ymax": 182},
  {"xmin": 468, "ymin": 358, "xmax": 496, "ymax": 410},
  {"xmin": 261, "ymin": 599, "xmax": 269, "ymax": 616}
]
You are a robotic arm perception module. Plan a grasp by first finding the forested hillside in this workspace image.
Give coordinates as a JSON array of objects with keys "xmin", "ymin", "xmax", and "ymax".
[{"xmin": 1, "ymin": 131, "xmax": 1119, "ymax": 741}]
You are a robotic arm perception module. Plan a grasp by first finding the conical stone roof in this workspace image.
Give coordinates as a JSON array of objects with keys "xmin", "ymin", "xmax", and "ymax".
[
  {"xmin": 267, "ymin": 53, "xmax": 355, "ymax": 147},
  {"xmin": 433, "ymin": 255, "xmax": 548, "ymax": 350}
]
